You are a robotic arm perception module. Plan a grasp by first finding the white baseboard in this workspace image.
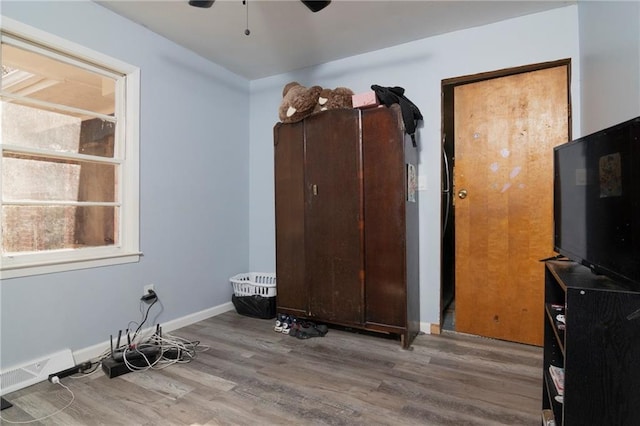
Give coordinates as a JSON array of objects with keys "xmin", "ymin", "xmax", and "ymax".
[
  {"xmin": 420, "ymin": 321, "xmax": 434, "ymax": 334},
  {"xmin": 0, "ymin": 349, "xmax": 75, "ymax": 396},
  {"xmin": 73, "ymin": 301, "xmax": 235, "ymax": 364}
]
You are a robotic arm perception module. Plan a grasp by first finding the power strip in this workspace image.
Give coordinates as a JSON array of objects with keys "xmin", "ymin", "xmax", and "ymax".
[{"xmin": 47, "ymin": 361, "xmax": 93, "ymax": 382}]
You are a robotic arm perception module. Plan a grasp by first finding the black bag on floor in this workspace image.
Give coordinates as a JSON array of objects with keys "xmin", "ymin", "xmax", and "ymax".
[{"xmin": 232, "ymin": 294, "xmax": 276, "ymax": 319}]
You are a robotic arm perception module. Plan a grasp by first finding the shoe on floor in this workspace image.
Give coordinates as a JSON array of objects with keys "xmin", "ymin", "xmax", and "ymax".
[
  {"xmin": 274, "ymin": 313, "xmax": 288, "ymax": 332},
  {"xmin": 282, "ymin": 315, "xmax": 296, "ymax": 335},
  {"xmin": 293, "ymin": 321, "xmax": 328, "ymax": 339},
  {"xmin": 288, "ymin": 317, "xmax": 301, "ymax": 337}
]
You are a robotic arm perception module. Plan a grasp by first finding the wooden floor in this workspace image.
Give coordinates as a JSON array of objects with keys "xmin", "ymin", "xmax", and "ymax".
[{"xmin": 1, "ymin": 311, "xmax": 543, "ymax": 425}]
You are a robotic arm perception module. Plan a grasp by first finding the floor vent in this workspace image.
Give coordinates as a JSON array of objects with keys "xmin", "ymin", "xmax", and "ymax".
[{"xmin": 0, "ymin": 349, "xmax": 74, "ymax": 396}]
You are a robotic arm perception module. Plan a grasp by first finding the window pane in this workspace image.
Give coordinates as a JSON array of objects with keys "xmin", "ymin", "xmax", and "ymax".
[
  {"xmin": 1, "ymin": 101, "xmax": 115, "ymax": 158},
  {"xmin": 2, "ymin": 153, "xmax": 116, "ymax": 202},
  {"xmin": 1, "ymin": 24, "xmax": 138, "ymax": 275},
  {"xmin": 2, "ymin": 205, "xmax": 117, "ymax": 253},
  {"xmin": 2, "ymin": 43, "xmax": 116, "ymax": 115}
]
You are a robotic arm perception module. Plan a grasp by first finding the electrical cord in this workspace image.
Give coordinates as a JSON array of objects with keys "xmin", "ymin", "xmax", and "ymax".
[
  {"xmin": 95, "ymin": 289, "xmax": 209, "ymax": 374},
  {"xmin": 131, "ymin": 296, "xmax": 158, "ymax": 342},
  {"xmin": 154, "ymin": 333, "xmax": 206, "ymax": 364},
  {"xmin": 122, "ymin": 346, "xmax": 159, "ymax": 371},
  {"xmin": 68, "ymin": 360, "xmax": 103, "ymax": 379},
  {"xmin": 0, "ymin": 378, "xmax": 74, "ymax": 424},
  {"xmin": 119, "ymin": 331, "xmax": 207, "ymax": 372},
  {"xmin": 0, "ymin": 289, "xmax": 209, "ymax": 422},
  {"xmin": 0, "ymin": 333, "xmax": 204, "ymax": 423}
]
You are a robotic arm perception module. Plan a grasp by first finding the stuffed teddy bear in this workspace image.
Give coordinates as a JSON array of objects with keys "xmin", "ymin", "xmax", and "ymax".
[
  {"xmin": 313, "ymin": 88, "xmax": 332, "ymax": 113},
  {"xmin": 278, "ymin": 82, "xmax": 323, "ymax": 123},
  {"xmin": 314, "ymin": 87, "xmax": 354, "ymax": 113}
]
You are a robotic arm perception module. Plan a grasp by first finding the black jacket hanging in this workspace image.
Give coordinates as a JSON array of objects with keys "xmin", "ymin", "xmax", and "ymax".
[{"xmin": 371, "ymin": 85, "xmax": 423, "ymax": 146}]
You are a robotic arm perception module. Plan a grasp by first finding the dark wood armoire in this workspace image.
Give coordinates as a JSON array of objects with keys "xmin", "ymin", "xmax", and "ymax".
[{"xmin": 273, "ymin": 104, "xmax": 420, "ymax": 348}]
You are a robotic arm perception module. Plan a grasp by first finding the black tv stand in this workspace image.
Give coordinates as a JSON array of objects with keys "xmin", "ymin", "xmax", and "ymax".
[
  {"xmin": 542, "ymin": 260, "xmax": 640, "ymax": 425},
  {"xmin": 1, "ymin": 397, "xmax": 12, "ymax": 410},
  {"xmin": 587, "ymin": 264, "xmax": 603, "ymax": 276},
  {"xmin": 539, "ymin": 254, "xmax": 568, "ymax": 262}
]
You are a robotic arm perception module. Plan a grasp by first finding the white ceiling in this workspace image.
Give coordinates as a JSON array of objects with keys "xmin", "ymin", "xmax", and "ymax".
[{"xmin": 96, "ymin": 0, "xmax": 574, "ymax": 80}]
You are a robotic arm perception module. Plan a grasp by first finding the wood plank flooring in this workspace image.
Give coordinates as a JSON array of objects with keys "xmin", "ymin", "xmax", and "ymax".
[{"xmin": 0, "ymin": 311, "xmax": 543, "ymax": 425}]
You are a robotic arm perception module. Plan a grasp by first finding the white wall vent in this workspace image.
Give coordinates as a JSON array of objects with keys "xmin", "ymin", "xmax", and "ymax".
[{"xmin": 0, "ymin": 349, "xmax": 74, "ymax": 396}]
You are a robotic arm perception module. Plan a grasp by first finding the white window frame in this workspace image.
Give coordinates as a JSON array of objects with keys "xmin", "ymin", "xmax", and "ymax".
[{"xmin": 0, "ymin": 17, "xmax": 141, "ymax": 279}]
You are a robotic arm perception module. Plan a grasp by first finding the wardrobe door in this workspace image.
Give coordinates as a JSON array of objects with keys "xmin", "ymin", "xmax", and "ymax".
[
  {"xmin": 304, "ymin": 109, "xmax": 364, "ymax": 324},
  {"xmin": 274, "ymin": 121, "xmax": 307, "ymax": 315},
  {"xmin": 362, "ymin": 106, "xmax": 408, "ymax": 329},
  {"xmin": 362, "ymin": 105, "xmax": 420, "ymax": 347}
]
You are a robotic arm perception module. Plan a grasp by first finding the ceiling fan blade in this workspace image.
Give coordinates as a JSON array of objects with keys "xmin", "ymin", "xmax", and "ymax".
[
  {"xmin": 189, "ymin": 0, "xmax": 215, "ymax": 8},
  {"xmin": 301, "ymin": 1, "xmax": 331, "ymax": 13}
]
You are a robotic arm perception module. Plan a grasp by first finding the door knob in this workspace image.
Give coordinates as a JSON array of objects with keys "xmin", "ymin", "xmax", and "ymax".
[{"xmin": 458, "ymin": 189, "xmax": 468, "ymax": 199}]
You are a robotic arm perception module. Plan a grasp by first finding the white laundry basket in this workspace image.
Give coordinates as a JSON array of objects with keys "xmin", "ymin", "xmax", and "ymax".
[
  {"xmin": 230, "ymin": 272, "xmax": 276, "ymax": 297},
  {"xmin": 229, "ymin": 273, "xmax": 277, "ymax": 319}
]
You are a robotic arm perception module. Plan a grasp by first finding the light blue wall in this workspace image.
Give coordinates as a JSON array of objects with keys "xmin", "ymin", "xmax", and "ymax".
[
  {"xmin": 7, "ymin": 1, "xmax": 628, "ymax": 370},
  {"xmin": 1, "ymin": 1, "xmax": 250, "ymax": 368},
  {"xmin": 578, "ymin": 1, "xmax": 640, "ymax": 134},
  {"xmin": 248, "ymin": 6, "xmax": 581, "ymax": 326}
]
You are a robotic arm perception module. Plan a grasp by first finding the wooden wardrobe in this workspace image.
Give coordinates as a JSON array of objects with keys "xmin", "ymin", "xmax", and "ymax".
[{"xmin": 274, "ymin": 104, "xmax": 420, "ymax": 348}]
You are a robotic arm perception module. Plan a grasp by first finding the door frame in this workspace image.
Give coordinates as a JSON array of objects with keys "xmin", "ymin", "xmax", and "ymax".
[{"xmin": 439, "ymin": 58, "xmax": 572, "ymax": 332}]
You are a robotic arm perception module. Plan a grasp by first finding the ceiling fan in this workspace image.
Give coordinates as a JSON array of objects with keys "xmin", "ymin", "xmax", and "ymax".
[{"xmin": 188, "ymin": 1, "xmax": 331, "ymax": 13}]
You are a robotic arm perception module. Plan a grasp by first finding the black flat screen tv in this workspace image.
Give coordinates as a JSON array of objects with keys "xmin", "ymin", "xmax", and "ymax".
[{"xmin": 554, "ymin": 116, "xmax": 640, "ymax": 285}]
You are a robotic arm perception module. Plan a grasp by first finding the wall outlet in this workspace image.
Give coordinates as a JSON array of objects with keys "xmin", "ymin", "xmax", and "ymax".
[{"xmin": 143, "ymin": 284, "xmax": 154, "ymax": 296}]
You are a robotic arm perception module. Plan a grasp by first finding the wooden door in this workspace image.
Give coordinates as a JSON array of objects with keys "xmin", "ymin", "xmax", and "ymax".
[
  {"xmin": 305, "ymin": 109, "xmax": 364, "ymax": 324},
  {"xmin": 454, "ymin": 65, "xmax": 569, "ymax": 345}
]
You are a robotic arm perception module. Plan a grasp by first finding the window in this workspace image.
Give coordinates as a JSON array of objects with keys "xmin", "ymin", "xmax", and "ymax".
[{"xmin": 1, "ymin": 18, "xmax": 140, "ymax": 278}]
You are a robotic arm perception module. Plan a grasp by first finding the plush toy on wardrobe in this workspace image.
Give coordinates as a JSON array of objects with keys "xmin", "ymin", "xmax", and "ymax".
[
  {"xmin": 278, "ymin": 81, "xmax": 323, "ymax": 123},
  {"xmin": 314, "ymin": 86, "xmax": 355, "ymax": 113}
]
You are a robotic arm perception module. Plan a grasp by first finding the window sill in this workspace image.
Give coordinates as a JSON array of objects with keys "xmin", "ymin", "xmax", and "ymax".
[{"xmin": 0, "ymin": 252, "xmax": 142, "ymax": 279}]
